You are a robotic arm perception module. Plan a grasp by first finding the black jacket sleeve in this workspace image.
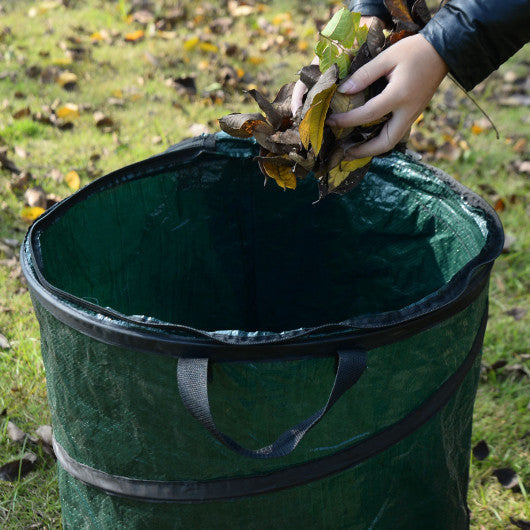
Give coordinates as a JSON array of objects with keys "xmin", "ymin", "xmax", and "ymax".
[{"xmin": 349, "ymin": 0, "xmax": 530, "ymax": 90}]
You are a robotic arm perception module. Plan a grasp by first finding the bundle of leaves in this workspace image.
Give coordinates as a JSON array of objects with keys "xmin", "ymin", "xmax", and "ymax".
[{"xmin": 219, "ymin": 0, "xmax": 431, "ymax": 200}]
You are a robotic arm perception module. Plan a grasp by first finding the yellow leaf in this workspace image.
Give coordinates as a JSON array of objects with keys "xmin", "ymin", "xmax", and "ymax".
[
  {"xmin": 198, "ymin": 60, "xmax": 209, "ymax": 71},
  {"xmin": 56, "ymin": 71, "xmax": 77, "ymax": 87},
  {"xmin": 65, "ymin": 170, "xmax": 81, "ymax": 191},
  {"xmin": 248, "ymin": 56, "xmax": 265, "ymax": 65},
  {"xmin": 52, "ymin": 57, "xmax": 73, "ymax": 66},
  {"xmin": 183, "ymin": 36, "xmax": 199, "ymax": 50},
  {"xmin": 272, "ymin": 13, "xmax": 291, "ymax": 25},
  {"xmin": 112, "ymin": 89, "xmax": 123, "ymax": 98},
  {"xmin": 328, "ymin": 156, "xmax": 372, "ymax": 192},
  {"xmin": 236, "ymin": 67, "xmax": 245, "ymax": 78},
  {"xmin": 157, "ymin": 30, "xmax": 178, "ymax": 40},
  {"xmin": 21, "ymin": 206, "xmax": 46, "ymax": 222},
  {"xmin": 125, "ymin": 30, "xmax": 144, "ymax": 42},
  {"xmin": 471, "ymin": 124, "xmax": 484, "ymax": 135},
  {"xmin": 56, "ymin": 103, "xmax": 79, "ymax": 119},
  {"xmin": 262, "ymin": 160, "xmax": 296, "ymax": 190},
  {"xmin": 297, "ymin": 40, "xmax": 309, "ymax": 52},
  {"xmin": 90, "ymin": 31, "xmax": 105, "ymax": 42},
  {"xmin": 199, "ymin": 42, "xmax": 219, "ymax": 53},
  {"xmin": 299, "ymin": 85, "xmax": 337, "ymax": 155}
]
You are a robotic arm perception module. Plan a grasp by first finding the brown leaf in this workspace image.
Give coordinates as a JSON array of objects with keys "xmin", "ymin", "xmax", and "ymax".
[
  {"xmin": 7, "ymin": 421, "xmax": 27, "ymax": 444},
  {"xmin": 93, "ymin": 111, "xmax": 114, "ymax": 129},
  {"xmin": 472, "ymin": 440, "xmax": 490, "ymax": 461},
  {"xmin": 218, "ymin": 113, "xmax": 271, "ymax": 139},
  {"xmin": 0, "ymin": 148, "xmax": 21, "ymax": 174},
  {"xmin": 492, "ymin": 467, "xmax": 519, "ymax": 489},
  {"xmin": 298, "ymin": 64, "xmax": 321, "ymax": 92},
  {"xmin": 0, "ymin": 453, "xmax": 38, "ymax": 482},
  {"xmin": 269, "ymin": 128, "xmax": 301, "ymax": 149},
  {"xmin": 301, "ymin": 64, "xmax": 338, "ymax": 119},
  {"xmin": 411, "ymin": 0, "xmax": 431, "ymax": 26},
  {"xmin": 24, "ymin": 186, "xmax": 47, "ymax": 208},
  {"xmin": 366, "ymin": 18, "xmax": 386, "ymax": 57},
  {"xmin": 384, "ymin": 0, "xmax": 419, "ymax": 32},
  {"xmin": 505, "ymin": 307, "xmax": 527, "ymax": 321},
  {"xmin": 271, "ymin": 82, "xmax": 296, "ymax": 121},
  {"xmin": 247, "ymin": 89, "xmax": 282, "ymax": 130},
  {"xmin": 13, "ymin": 106, "xmax": 31, "ymax": 119}
]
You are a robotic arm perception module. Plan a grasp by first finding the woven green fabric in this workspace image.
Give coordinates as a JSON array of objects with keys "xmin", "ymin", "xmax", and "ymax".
[{"xmin": 23, "ymin": 134, "xmax": 503, "ymax": 529}]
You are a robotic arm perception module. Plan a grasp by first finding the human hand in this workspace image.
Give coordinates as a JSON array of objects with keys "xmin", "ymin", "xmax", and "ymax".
[
  {"xmin": 290, "ymin": 16, "xmax": 383, "ymax": 116},
  {"xmin": 325, "ymin": 34, "xmax": 448, "ymax": 158}
]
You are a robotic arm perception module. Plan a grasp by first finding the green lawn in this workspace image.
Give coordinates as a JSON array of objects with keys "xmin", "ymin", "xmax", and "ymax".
[{"xmin": 1, "ymin": 1, "xmax": 528, "ymax": 528}]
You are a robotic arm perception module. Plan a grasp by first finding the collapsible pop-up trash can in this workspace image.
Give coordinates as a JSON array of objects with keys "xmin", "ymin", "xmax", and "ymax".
[{"xmin": 22, "ymin": 133, "xmax": 504, "ymax": 529}]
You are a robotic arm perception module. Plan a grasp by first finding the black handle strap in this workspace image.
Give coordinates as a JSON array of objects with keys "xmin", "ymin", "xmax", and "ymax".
[{"xmin": 177, "ymin": 349, "xmax": 367, "ymax": 459}]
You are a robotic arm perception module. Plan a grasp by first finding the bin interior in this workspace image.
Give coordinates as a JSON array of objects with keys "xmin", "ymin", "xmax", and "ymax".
[{"xmin": 35, "ymin": 154, "xmax": 488, "ymax": 332}]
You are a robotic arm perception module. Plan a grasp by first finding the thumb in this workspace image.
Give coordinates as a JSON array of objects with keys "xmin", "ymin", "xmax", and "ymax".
[{"xmin": 338, "ymin": 52, "xmax": 393, "ymax": 94}]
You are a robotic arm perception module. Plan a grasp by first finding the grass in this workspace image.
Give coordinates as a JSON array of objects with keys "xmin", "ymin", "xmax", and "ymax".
[{"xmin": 1, "ymin": 0, "xmax": 529, "ymax": 528}]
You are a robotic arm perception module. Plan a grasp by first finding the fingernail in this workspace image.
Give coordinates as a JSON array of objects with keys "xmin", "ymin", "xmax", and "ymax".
[{"xmin": 338, "ymin": 79, "xmax": 357, "ymax": 93}]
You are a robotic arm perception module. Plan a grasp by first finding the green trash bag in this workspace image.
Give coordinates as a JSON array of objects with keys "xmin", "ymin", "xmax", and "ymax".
[{"xmin": 22, "ymin": 133, "xmax": 504, "ymax": 529}]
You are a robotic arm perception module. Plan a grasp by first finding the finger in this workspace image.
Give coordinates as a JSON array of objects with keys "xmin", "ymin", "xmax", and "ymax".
[
  {"xmin": 290, "ymin": 81, "xmax": 308, "ymax": 115},
  {"xmin": 326, "ymin": 90, "xmax": 396, "ymax": 128},
  {"xmin": 337, "ymin": 51, "xmax": 394, "ymax": 94},
  {"xmin": 344, "ymin": 111, "xmax": 410, "ymax": 158}
]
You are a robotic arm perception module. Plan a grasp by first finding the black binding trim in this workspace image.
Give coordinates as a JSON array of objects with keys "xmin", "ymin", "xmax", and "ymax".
[
  {"xmin": 53, "ymin": 309, "xmax": 487, "ymax": 503},
  {"xmin": 21, "ymin": 134, "xmax": 503, "ymax": 356},
  {"xmin": 22, "ymin": 249, "xmax": 490, "ymax": 361}
]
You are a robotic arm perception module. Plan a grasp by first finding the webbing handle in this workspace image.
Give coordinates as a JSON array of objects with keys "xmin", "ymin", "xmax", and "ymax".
[{"xmin": 177, "ymin": 350, "xmax": 367, "ymax": 459}]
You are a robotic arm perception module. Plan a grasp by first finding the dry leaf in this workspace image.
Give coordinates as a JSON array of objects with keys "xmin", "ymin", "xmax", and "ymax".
[
  {"xmin": 7, "ymin": 421, "xmax": 27, "ymax": 444},
  {"xmin": 24, "ymin": 186, "xmax": 47, "ymax": 209},
  {"xmin": 21, "ymin": 206, "xmax": 46, "ymax": 222},
  {"xmin": 0, "ymin": 453, "xmax": 38, "ymax": 482},
  {"xmin": 260, "ymin": 156, "xmax": 297, "ymax": 190},
  {"xmin": 56, "ymin": 71, "xmax": 77, "ymax": 89},
  {"xmin": 299, "ymin": 84, "xmax": 336, "ymax": 155},
  {"xmin": 0, "ymin": 333, "xmax": 9, "ymax": 349},
  {"xmin": 56, "ymin": 103, "xmax": 79, "ymax": 119},
  {"xmin": 219, "ymin": 113, "xmax": 272, "ymax": 138},
  {"xmin": 65, "ymin": 170, "xmax": 80, "ymax": 191},
  {"xmin": 124, "ymin": 30, "xmax": 145, "ymax": 42},
  {"xmin": 327, "ymin": 156, "xmax": 372, "ymax": 193}
]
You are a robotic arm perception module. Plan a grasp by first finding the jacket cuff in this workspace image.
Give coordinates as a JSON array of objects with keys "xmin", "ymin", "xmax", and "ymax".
[
  {"xmin": 420, "ymin": 0, "xmax": 530, "ymax": 91},
  {"xmin": 348, "ymin": 0, "xmax": 392, "ymax": 25}
]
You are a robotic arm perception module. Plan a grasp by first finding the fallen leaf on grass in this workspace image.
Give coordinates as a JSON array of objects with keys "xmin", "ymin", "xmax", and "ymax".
[
  {"xmin": 21, "ymin": 206, "xmax": 46, "ymax": 222},
  {"xmin": 56, "ymin": 71, "xmax": 78, "ymax": 90},
  {"xmin": 56, "ymin": 103, "xmax": 79, "ymax": 119},
  {"xmin": 492, "ymin": 467, "xmax": 519, "ymax": 489},
  {"xmin": 502, "ymin": 234, "xmax": 516, "ymax": 254},
  {"xmin": 0, "ymin": 148, "xmax": 21, "ymax": 174},
  {"xmin": 472, "ymin": 440, "xmax": 490, "ymax": 460},
  {"xmin": 0, "ymin": 332, "xmax": 10, "ymax": 349},
  {"xmin": 7, "ymin": 421, "xmax": 28, "ymax": 444},
  {"xmin": 509, "ymin": 518, "xmax": 530, "ymax": 529},
  {"xmin": 35, "ymin": 425, "xmax": 55, "ymax": 459},
  {"xmin": 124, "ymin": 30, "xmax": 145, "ymax": 43},
  {"xmin": 0, "ymin": 453, "xmax": 38, "ymax": 482},
  {"xmin": 505, "ymin": 308, "xmax": 527, "ymax": 321},
  {"xmin": 65, "ymin": 170, "xmax": 80, "ymax": 191},
  {"xmin": 24, "ymin": 186, "xmax": 47, "ymax": 209},
  {"xmin": 93, "ymin": 111, "xmax": 114, "ymax": 130},
  {"xmin": 12, "ymin": 106, "xmax": 31, "ymax": 119}
]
